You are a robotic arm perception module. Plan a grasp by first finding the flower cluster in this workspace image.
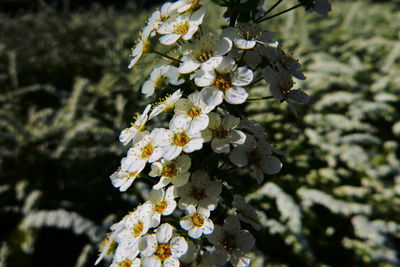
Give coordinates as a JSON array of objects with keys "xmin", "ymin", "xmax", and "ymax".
[{"xmin": 97, "ymin": 0, "xmax": 331, "ymax": 266}]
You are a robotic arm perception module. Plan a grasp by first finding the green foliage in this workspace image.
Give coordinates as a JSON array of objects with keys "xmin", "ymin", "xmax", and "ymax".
[{"xmin": 0, "ymin": 1, "xmax": 399, "ymax": 267}]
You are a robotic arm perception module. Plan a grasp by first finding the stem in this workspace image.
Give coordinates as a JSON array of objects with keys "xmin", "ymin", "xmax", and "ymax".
[
  {"xmin": 257, "ymin": 4, "xmax": 302, "ymax": 23},
  {"xmin": 256, "ymin": 0, "xmax": 283, "ymax": 22},
  {"xmin": 247, "ymin": 96, "xmax": 274, "ymax": 101},
  {"xmin": 229, "ymin": 10, "xmax": 238, "ymax": 27},
  {"xmin": 152, "ymin": 50, "xmax": 182, "ymax": 63}
]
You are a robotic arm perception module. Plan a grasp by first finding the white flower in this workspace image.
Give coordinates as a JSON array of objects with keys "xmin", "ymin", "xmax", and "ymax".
[
  {"xmin": 232, "ymin": 195, "xmax": 259, "ymax": 230},
  {"xmin": 223, "ymin": 24, "xmax": 278, "ymax": 50},
  {"xmin": 146, "ymin": 2, "xmax": 178, "ymax": 36},
  {"xmin": 149, "ymin": 90, "xmax": 183, "ymax": 120},
  {"xmin": 142, "ymin": 65, "xmax": 184, "ymax": 97},
  {"xmin": 179, "ymin": 240, "xmax": 199, "ymax": 265},
  {"xmin": 207, "ymin": 216, "xmax": 255, "ymax": 267},
  {"xmin": 110, "ymin": 258, "xmax": 140, "ymax": 267},
  {"xmin": 263, "ymin": 67, "xmax": 310, "ymax": 117},
  {"xmin": 148, "ymin": 186, "xmax": 177, "ymax": 228},
  {"xmin": 140, "ymin": 223, "xmax": 188, "ymax": 267},
  {"xmin": 119, "ymin": 104, "xmax": 151, "ymax": 145},
  {"xmin": 173, "ymin": 91, "xmax": 216, "ymax": 132},
  {"xmin": 122, "ymin": 131, "xmax": 164, "ymax": 172},
  {"xmin": 95, "ymin": 232, "xmax": 118, "ymax": 265},
  {"xmin": 128, "ymin": 28, "xmax": 152, "ymax": 69},
  {"xmin": 177, "ymin": 170, "xmax": 221, "ymax": 211},
  {"xmin": 179, "ymin": 33, "xmax": 232, "ymax": 74},
  {"xmin": 110, "ymin": 162, "xmax": 145, "ymax": 192},
  {"xmin": 114, "ymin": 203, "xmax": 153, "ymax": 262},
  {"xmin": 275, "ymin": 47, "xmax": 306, "ymax": 80},
  {"xmin": 202, "ymin": 111, "xmax": 246, "ymax": 153},
  {"xmin": 170, "ymin": 0, "xmax": 204, "ymax": 13},
  {"xmin": 152, "ymin": 116, "xmax": 204, "ymax": 161},
  {"xmin": 238, "ymin": 118, "xmax": 266, "ymax": 139},
  {"xmin": 180, "ymin": 206, "xmax": 214, "ymax": 239},
  {"xmin": 195, "ymin": 56, "xmax": 253, "ymax": 106},
  {"xmin": 229, "ymin": 134, "xmax": 282, "ymax": 183},
  {"xmin": 150, "ymin": 155, "xmax": 191, "ymax": 190},
  {"xmin": 157, "ymin": 8, "xmax": 206, "ymax": 45}
]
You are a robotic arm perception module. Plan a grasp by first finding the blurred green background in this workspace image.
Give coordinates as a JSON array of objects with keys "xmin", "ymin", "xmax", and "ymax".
[{"xmin": 0, "ymin": 0, "xmax": 399, "ymax": 266}]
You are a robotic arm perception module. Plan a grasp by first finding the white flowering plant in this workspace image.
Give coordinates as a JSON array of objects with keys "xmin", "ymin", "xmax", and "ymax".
[{"xmin": 96, "ymin": 0, "xmax": 331, "ymax": 266}]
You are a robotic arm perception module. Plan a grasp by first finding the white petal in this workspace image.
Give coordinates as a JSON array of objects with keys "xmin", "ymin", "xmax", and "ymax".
[
  {"xmin": 194, "ymin": 69, "xmax": 215, "ymax": 87},
  {"xmin": 163, "ymin": 145, "xmax": 183, "ymax": 161},
  {"xmin": 215, "ymin": 56, "xmax": 236, "ymax": 74},
  {"xmin": 201, "ymin": 56, "xmax": 223, "ymax": 71},
  {"xmin": 170, "ymin": 236, "xmax": 188, "ymax": 257},
  {"xmin": 232, "ymin": 67, "xmax": 253, "ymax": 86},
  {"xmin": 156, "ymin": 223, "xmax": 173, "ymax": 243},
  {"xmin": 211, "ymin": 138, "xmax": 230, "ymax": 153},
  {"xmin": 179, "ymin": 56, "xmax": 201, "ymax": 74},
  {"xmin": 171, "ymin": 173, "xmax": 190, "ymax": 187},
  {"xmin": 207, "ymin": 112, "xmax": 222, "ymax": 129},
  {"xmin": 183, "ymin": 138, "xmax": 203, "ymax": 153},
  {"xmin": 163, "ymin": 200, "xmax": 176, "ymax": 215},
  {"xmin": 140, "ymin": 234, "xmax": 157, "ymax": 257},
  {"xmin": 228, "ymin": 129, "xmax": 246, "ymax": 145},
  {"xmin": 200, "ymin": 87, "xmax": 224, "ymax": 106},
  {"xmin": 224, "ymin": 215, "xmax": 241, "ymax": 234},
  {"xmin": 163, "ymin": 257, "xmax": 180, "ymax": 267},
  {"xmin": 159, "ymin": 33, "xmax": 181, "ymax": 45},
  {"xmin": 142, "ymin": 255, "xmax": 161, "ymax": 267},
  {"xmin": 153, "ymin": 177, "xmax": 170, "ymax": 190},
  {"xmin": 224, "ymin": 86, "xmax": 248, "ymax": 104},
  {"xmin": 222, "ymin": 114, "xmax": 240, "ymax": 129},
  {"xmin": 215, "ymin": 37, "xmax": 233, "ymax": 56},
  {"xmin": 207, "ymin": 225, "xmax": 224, "ymax": 245},
  {"xmin": 180, "ymin": 216, "xmax": 194, "ymax": 231},
  {"xmin": 288, "ymin": 89, "xmax": 310, "ymax": 104},
  {"xmin": 234, "ymin": 39, "xmax": 256, "ymax": 49},
  {"xmin": 188, "ymin": 227, "xmax": 203, "ymax": 239},
  {"xmin": 262, "ymin": 155, "xmax": 282, "ymax": 174},
  {"xmin": 202, "ymin": 219, "xmax": 214, "ymax": 235}
]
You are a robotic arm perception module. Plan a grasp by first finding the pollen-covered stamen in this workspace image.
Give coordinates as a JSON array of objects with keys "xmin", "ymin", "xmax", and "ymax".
[
  {"xmin": 187, "ymin": 106, "xmax": 202, "ymax": 118},
  {"xmin": 99, "ymin": 235, "xmax": 117, "ymax": 255},
  {"xmin": 118, "ymin": 259, "xmax": 132, "ymax": 267},
  {"xmin": 191, "ymin": 213, "xmax": 205, "ymax": 227},
  {"xmin": 132, "ymin": 221, "xmax": 144, "ymax": 237},
  {"xmin": 155, "ymin": 243, "xmax": 172, "ymax": 261},
  {"xmin": 175, "ymin": 21, "xmax": 190, "ymax": 35},
  {"xmin": 141, "ymin": 143, "xmax": 155, "ymax": 158},
  {"xmin": 215, "ymin": 73, "xmax": 232, "ymax": 92},
  {"xmin": 222, "ymin": 233, "xmax": 236, "ymax": 252},
  {"xmin": 190, "ymin": 187, "xmax": 206, "ymax": 200},
  {"xmin": 243, "ymin": 31, "xmax": 262, "ymax": 41},
  {"xmin": 196, "ymin": 50, "xmax": 213, "ymax": 63},
  {"xmin": 173, "ymin": 132, "xmax": 190, "ymax": 147},
  {"xmin": 213, "ymin": 127, "xmax": 229, "ymax": 139},
  {"xmin": 162, "ymin": 164, "xmax": 178, "ymax": 177},
  {"xmin": 129, "ymin": 171, "xmax": 138, "ymax": 178},
  {"xmin": 154, "ymin": 200, "xmax": 168, "ymax": 214}
]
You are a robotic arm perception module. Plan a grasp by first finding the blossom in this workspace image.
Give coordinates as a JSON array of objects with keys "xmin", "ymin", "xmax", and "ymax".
[
  {"xmin": 170, "ymin": 0, "xmax": 204, "ymax": 13},
  {"xmin": 95, "ymin": 232, "xmax": 118, "ymax": 265},
  {"xmin": 177, "ymin": 170, "xmax": 221, "ymax": 211},
  {"xmin": 140, "ymin": 223, "xmax": 188, "ymax": 267},
  {"xmin": 119, "ymin": 104, "xmax": 151, "ymax": 145},
  {"xmin": 148, "ymin": 186, "xmax": 177, "ymax": 228},
  {"xmin": 232, "ymin": 195, "xmax": 259, "ymax": 230},
  {"xmin": 202, "ymin": 111, "xmax": 246, "ymax": 153},
  {"xmin": 207, "ymin": 216, "xmax": 255, "ymax": 267},
  {"xmin": 173, "ymin": 91, "xmax": 215, "ymax": 132},
  {"xmin": 180, "ymin": 206, "xmax": 214, "ymax": 239},
  {"xmin": 142, "ymin": 65, "xmax": 184, "ymax": 97},
  {"xmin": 110, "ymin": 163, "xmax": 145, "ymax": 192},
  {"xmin": 122, "ymin": 130, "xmax": 164, "ymax": 173},
  {"xmin": 128, "ymin": 27, "xmax": 152, "ymax": 69},
  {"xmin": 110, "ymin": 258, "xmax": 141, "ymax": 267},
  {"xmin": 157, "ymin": 8, "xmax": 206, "ymax": 45},
  {"xmin": 229, "ymin": 134, "xmax": 282, "ymax": 183},
  {"xmin": 195, "ymin": 56, "xmax": 253, "ymax": 106},
  {"xmin": 152, "ymin": 115, "xmax": 204, "ymax": 161},
  {"xmin": 179, "ymin": 33, "xmax": 232, "ymax": 74},
  {"xmin": 263, "ymin": 67, "xmax": 310, "ymax": 116},
  {"xmin": 114, "ymin": 203, "xmax": 153, "ymax": 262},
  {"xmin": 150, "ymin": 155, "xmax": 191, "ymax": 190},
  {"xmin": 223, "ymin": 23, "xmax": 278, "ymax": 50},
  {"xmin": 149, "ymin": 90, "xmax": 183, "ymax": 120}
]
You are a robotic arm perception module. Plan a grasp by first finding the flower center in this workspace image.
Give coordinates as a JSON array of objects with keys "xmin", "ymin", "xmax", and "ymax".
[
  {"xmin": 173, "ymin": 132, "xmax": 190, "ymax": 147},
  {"xmin": 175, "ymin": 21, "xmax": 190, "ymax": 35},
  {"xmin": 155, "ymin": 200, "xmax": 168, "ymax": 214},
  {"xmin": 215, "ymin": 74, "xmax": 232, "ymax": 92},
  {"xmin": 196, "ymin": 50, "xmax": 213, "ymax": 63},
  {"xmin": 132, "ymin": 221, "xmax": 144, "ymax": 237},
  {"xmin": 213, "ymin": 127, "xmax": 229, "ymax": 139},
  {"xmin": 155, "ymin": 75, "xmax": 167, "ymax": 89},
  {"xmin": 248, "ymin": 150, "xmax": 263, "ymax": 167},
  {"xmin": 162, "ymin": 164, "xmax": 178, "ymax": 177},
  {"xmin": 280, "ymin": 77, "xmax": 294, "ymax": 96},
  {"xmin": 190, "ymin": 187, "xmax": 206, "ymax": 200},
  {"xmin": 142, "ymin": 39, "xmax": 152, "ymax": 54},
  {"xmin": 242, "ymin": 30, "xmax": 261, "ymax": 41},
  {"xmin": 155, "ymin": 243, "xmax": 172, "ymax": 261},
  {"xmin": 222, "ymin": 233, "xmax": 236, "ymax": 252},
  {"xmin": 128, "ymin": 171, "xmax": 137, "ymax": 178},
  {"xmin": 118, "ymin": 259, "xmax": 132, "ymax": 267},
  {"xmin": 191, "ymin": 213, "xmax": 205, "ymax": 227},
  {"xmin": 187, "ymin": 107, "xmax": 202, "ymax": 118},
  {"xmin": 141, "ymin": 143, "xmax": 155, "ymax": 159}
]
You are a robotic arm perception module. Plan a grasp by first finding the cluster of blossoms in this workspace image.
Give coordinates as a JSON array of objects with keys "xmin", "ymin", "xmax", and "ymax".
[{"xmin": 97, "ymin": 0, "xmax": 331, "ymax": 266}]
